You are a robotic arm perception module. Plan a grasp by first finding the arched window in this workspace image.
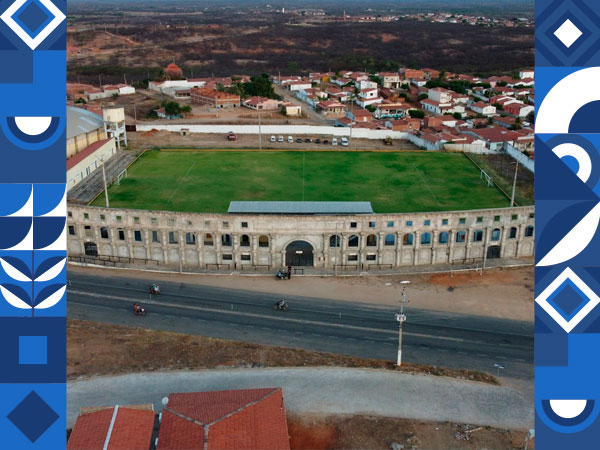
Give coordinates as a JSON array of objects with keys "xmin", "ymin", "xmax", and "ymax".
[
  {"xmin": 421, "ymin": 232, "xmax": 431, "ymax": 245},
  {"xmin": 403, "ymin": 233, "xmax": 413, "ymax": 246},
  {"xmin": 222, "ymin": 234, "xmax": 232, "ymax": 246},
  {"xmin": 259, "ymin": 235, "xmax": 269, "ymax": 247},
  {"xmin": 240, "ymin": 234, "xmax": 250, "ymax": 247},
  {"xmin": 185, "ymin": 233, "xmax": 196, "ymax": 245},
  {"xmin": 330, "ymin": 235, "xmax": 341, "ymax": 248},
  {"xmin": 439, "ymin": 231, "xmax": 449, "ymax": 244},
  {"xmin": 366, "ymin": 234, "xmax": 377, "ymax": 247},
  {"xmin": 456, "ymin": 230, "xmax": 466, "ymax": 243},
  {"xmin": 204, "ymin": 233, "xmax": 214, "ymax": 246},
  {"xmin": 525, "ymin": 225, "xmax": 534, "ymax": 237},
  {"xmin": 491, "ymin": 228, "xmax": 501, "ymax": 242},
  {"xmin": 473, "ymin": 229, "xmax": 483, "ymax": 242},
  {"xmin": 348, "ymin": 235, "xmax": 359, "ymax": 247},
  {"xmin": 509, "ymin": 227, "xmax": 518, "ymax": 239},
  {"xmin": 385, "ymin": 234, "xmax": 395, "ymax": 246}
]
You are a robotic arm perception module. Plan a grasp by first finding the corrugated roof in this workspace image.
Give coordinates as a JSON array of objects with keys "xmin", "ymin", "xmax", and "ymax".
[
  {"xmin": 67, "ymin": 106, "xmax": 104, "ymax": 140},
  {"xmin": 228, "ymin": 201, "xmax": 373, "ymax": 215}
]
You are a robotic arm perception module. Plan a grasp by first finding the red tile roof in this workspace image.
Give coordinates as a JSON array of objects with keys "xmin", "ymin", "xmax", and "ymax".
[
  {"xmin": 68, "ymin": 406, "xmax": 155, "ymax": 450},
  {"xmin": 158, "ymin": 388, "xmax": 289, "ymax": 450},
  {"xmin": 67, "ymin": 138, "xmax": 113, "ymax": 171}
]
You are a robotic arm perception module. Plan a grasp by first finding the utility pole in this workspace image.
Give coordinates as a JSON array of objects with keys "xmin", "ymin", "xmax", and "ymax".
[
  {"xmin": 510, "ymin": 160, "xmax": 519, "ymax": 207},
  {"xmin": 99, "ymin": 74, "xmax": 102, "ymax": 87},
  {"xmin": 395, "ymin": 281, "xmax": 410, "ymax": 366},
  {"xmin": 258, "ymin": 106, "xmax": 262, "ymax": 150}
]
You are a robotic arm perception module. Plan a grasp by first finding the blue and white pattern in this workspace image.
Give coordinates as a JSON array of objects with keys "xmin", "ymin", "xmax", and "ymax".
[
  {"xmin": 0, "ymin": 0, "xmax": 65, "ymax": 446},
  {"xmin": 536, "ymin": 0, "xmax": 600, "ymax": 447}
]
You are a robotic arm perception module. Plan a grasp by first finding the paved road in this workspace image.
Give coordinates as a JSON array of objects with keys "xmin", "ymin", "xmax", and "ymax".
[
  {"xmin": 67, "ymin": 368, "xmax": 533, "ymax": 430},
  {"xmin": 67, "ymin": 271, "xmax": 534, "ymax": 380}
]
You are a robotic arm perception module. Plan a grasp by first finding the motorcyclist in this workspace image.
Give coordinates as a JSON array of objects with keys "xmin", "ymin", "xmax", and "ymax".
[
  {"xmin": 276, "ymin": 299, "xmax": 286, "ymax": 309},
  {"xmin": 133, "ymin": 303, "xmax": 141, "ymax": 313}
]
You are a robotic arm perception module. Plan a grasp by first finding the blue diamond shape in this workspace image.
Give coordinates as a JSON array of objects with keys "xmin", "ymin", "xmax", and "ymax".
[
  {"xmin": 546, "ymin": 279, "xmax": 590, "ymax": 321},
  {"xmin": 545, "ymin": 12, "xmax": 590, "ymax": 57},
  {"xmin": 13, "ymin": 0, "xmax": 53, "ymax": 39},
  {"xmin": 7, "ymin": 391, "xmax": 59, "ymax": 443}
]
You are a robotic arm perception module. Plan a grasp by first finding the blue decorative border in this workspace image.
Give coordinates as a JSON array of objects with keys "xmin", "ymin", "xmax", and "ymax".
[
  {"xmin": 0, "ymin": 0, "xmax": 66, "ymax": 448},
  {"xmin": 536, "ymin": 0, "xmax": 600, "ymax": 448}
]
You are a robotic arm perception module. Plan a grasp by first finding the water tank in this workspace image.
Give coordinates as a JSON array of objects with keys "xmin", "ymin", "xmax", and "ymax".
[{"xmin": 103, "ymin": 107, "xmax": 125, "ymax": 123}]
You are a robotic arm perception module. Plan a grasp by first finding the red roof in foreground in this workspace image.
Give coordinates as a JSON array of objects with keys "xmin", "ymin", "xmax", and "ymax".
[
  {"xmin": 68, "ymin": 406, "xmax": 155, "ymax": 450},
  {"xmin": 67, "ymin": 138, "xmax": 113, "ymax": 171},
  {"xmin": 158, "ymin": 388, "xmax": 290, "ymax": 450}
]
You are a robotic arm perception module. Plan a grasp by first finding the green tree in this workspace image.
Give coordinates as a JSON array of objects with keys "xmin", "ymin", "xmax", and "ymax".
[
  {"xmin": 242, "ymin": 74, "xmax": 278, "ymax": 99},
  {"xmin": 418, "ymin": 93, "xmax": 428, "ymax": 102},
  {"xmin": 452, "ymin": 112, "xmax": 462, "ymax": 120},
  {"xmin": 409, "ymin": 109, "xmax": 425, "ymax": 119}
]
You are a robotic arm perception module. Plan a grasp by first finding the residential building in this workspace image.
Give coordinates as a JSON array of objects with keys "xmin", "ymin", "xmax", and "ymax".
[
  {"xmin": 385, "ymin": 118, "xmax": 421, "ymax": 132},
  {"xmin": 428, "ymin": 87, "xmax": 453, "ymax": 104},
  {"xmin": 402, "ymin": 69, "xmax": 425, "ymax": 80},
  {"xmin": 287, "ymin": 80, "xmax": 312, "ymax": 91},
  {"xmin": 355, "ymin": 79, "xmax": 378, "ymax": 91},
  {"xmin": 347, "ymin": 108, "xmax": 373, "ymax": 122},
  {"xmin": 470, "ymin": 102, "xmax": 496, "ymax": 116},
  {"xmin": 190, "ymin": 88, "xmax": 241, "ymax": 108},
  {"xmin": 503, "ymin": 102, "xmax": 534, "ymax": 118},
  {"xmin": 157, "ymin": 389, "xmax": 290, "ymax": 450},
  {"xmin": 374, "ymin": 102, "xmax": 408, "ymax": 119},
  {"xmin": 316, "ymin": 100, "xmax": 347, "ymax": 117},
  {"xmin": 242, "ymin": 97, "xmax": 283, "ymax": 110},
  {"xmin": 356, "ymin": 89, "xmax": 382, "ymax": 108},
  {"xmin": 283, "ymin": 103, "xmax": 302, "ymax": 116},
  {"xmin": 464, "ymin": 127, "xmax": 523, "ymax": 150},
  {"xmin": 379, "ymin": 72, "xmax": 401, "ymax": 88}
]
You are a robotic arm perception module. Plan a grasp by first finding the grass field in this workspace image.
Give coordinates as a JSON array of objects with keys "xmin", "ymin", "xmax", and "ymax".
[{"xmin": 92, "ymin": 150, "xmax": 514, "ymax": 213}]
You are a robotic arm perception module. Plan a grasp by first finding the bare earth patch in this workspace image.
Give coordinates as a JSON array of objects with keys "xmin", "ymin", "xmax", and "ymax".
[
  {"xmin": 67, "ymin": 319, "xmax": 497, "ymax": 384},
  {"xmin": 287, "ymin": 414, "xmax": 534, "ymax": 450}
]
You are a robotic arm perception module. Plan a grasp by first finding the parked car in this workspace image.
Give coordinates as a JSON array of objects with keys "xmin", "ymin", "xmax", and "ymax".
[
  {"xmin": 288, "ymin": 136, "xmax": 294, "ymax": 143},
  {"xmin": 227, "ymin": 132, "xmax": 237, "ymax": 141},
  {"xmin": 340, "ymin": 137, "xmax": 349, "ymax": 147},
  {"xmin": 315, "ymin": 138, "xmax": 321, "ymax": 144},
  {"xmin": 305, "ymin": 138, "xmax": 312, "ymax": 143},
  {"xmin": 332, "ymin": 137, "xmax": 338, "ymax": 146},
  {"xmin": 323, "ymin": 139, "xmax": 329, "ymax": 144},
  {"xmin": 278, "ymin": 135, "xmax": 284, "ymax": 142},
  {"xmin": 270, "ymin": 135, "xmax": 276, "ymax": 142},
  {"xmin": 296, "ymin": 138, "xmax": 303, "ymax": 143}
]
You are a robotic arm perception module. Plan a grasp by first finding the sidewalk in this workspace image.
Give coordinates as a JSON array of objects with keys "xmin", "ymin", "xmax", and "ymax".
[{"xmin": 67, "ymin": 367, "xmax": 533, "ymax": 430}]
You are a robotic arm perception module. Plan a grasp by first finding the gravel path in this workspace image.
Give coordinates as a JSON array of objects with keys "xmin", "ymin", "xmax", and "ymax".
[{"xmin": 67, "ymin": 367, "xmax": 533, "ymax": 429}]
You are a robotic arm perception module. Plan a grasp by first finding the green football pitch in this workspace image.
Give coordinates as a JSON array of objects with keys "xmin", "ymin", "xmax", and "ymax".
[{"xmin": 92, "ymin": 150, "xmax": 513, "ymax": 213}]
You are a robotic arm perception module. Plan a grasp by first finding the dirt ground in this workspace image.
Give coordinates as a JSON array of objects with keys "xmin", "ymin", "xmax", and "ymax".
[
  {"xmin": 69, "ymin": 265, "xmax": 535, "ymax": 322},
  {"xmin": 67, "ymin": 319, "xmax": 496, "ymax": 384},
  {"xmin": 287, "ymin": 413, "xmax": 534, "ymax": 450},
  {"xmin": 126, "ymin": 130, "xmax": 420, "ymax": 151}
]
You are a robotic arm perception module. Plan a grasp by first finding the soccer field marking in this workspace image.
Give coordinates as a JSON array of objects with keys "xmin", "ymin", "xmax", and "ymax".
[
  {"xmin": 167, "ymin": 158, "xmax": 199, "ymax": 205},
  {"xmin": 411, "ymin": 163, "xmax": 442, "ymax": 206}
]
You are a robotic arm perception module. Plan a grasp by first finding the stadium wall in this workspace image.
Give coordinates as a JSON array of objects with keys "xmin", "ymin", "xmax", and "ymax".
[{"xmin": 67, "ymin": 205, "xmax": 535, "ymax": 271}]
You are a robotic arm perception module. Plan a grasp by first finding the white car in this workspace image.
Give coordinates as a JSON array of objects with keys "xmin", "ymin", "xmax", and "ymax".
[
  {"xmin": 270, "ymin": 135, "xmax": 276, "ymax": 142},
  {"xmin": 340, "ymin": 137, "xmax": 349, "ymax": 146},
  {"xmin": 332, "ymin": 137, "xmax": 338, "ymax": 146},
  {"xmin": 278, "ymin": 135, "xmax": 284, "ymax": 142},
  {"xmin": 288, "ymin": 136, "xmax": 293, "ymax": 143}
]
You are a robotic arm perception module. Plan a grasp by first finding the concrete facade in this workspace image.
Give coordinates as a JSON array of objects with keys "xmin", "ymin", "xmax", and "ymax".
[{"xmin": 67, "ymin": 205, "xmax": 535, "ymax": 271}]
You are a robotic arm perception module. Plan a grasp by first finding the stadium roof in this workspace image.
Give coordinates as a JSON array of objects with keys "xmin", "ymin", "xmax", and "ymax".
[
  {"xmin": 67, "ymin": 106, "xmax": 104, "ymax": 140},
  {"xmin": 228, "ymin": 201, "xmax": 373, "ymax": 215}
]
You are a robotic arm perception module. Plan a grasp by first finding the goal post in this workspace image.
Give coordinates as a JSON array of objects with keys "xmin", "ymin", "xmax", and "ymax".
[
  {"xmin": 480, "ymin": 169, "xmax": 493, "ymax": 187},
  {"xmin": 116, "ymin": 169, "xmax": 128, "ymax": 185}
]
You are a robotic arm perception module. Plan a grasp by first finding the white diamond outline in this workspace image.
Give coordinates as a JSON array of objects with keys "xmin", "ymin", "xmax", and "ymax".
[
  {"xmin": 0, "ymin": 0, "xmax": 65, "ymax": 50},
  {"xmin": 535, "ymin": 267, "xmax": 600, "ymax": 333},
  {"xmin": 553, "ymin": 18, "xmax": 583, "ymax": 49}
]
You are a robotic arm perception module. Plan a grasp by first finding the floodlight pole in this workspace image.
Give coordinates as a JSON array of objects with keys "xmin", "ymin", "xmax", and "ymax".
[
  {"xmin": 258, "ymin": 106, "xmax": 262, "ymax": 150},
  {"xmin": 395, "ymin": 282, "xmax": 410, "ymax": 366},
  {"xmin": 101, "ymin": 156, "xmax": 110, "ymax": 208},
  {"xmin": 510, "ymin": 160, "xmax": 519, "ymax": 207}
]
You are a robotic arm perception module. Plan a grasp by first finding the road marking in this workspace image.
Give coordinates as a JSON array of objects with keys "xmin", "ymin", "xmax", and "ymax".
[{"xmin": 69, "ymin": 289, "xmax": 481, "ymax": 345}]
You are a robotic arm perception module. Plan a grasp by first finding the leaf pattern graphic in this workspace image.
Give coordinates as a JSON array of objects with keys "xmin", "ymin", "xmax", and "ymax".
[
  {"xmin": 0, "ymin": 284, "xmax": 30, "ymax": 309},
  {"xmin": 0, "ymin": 257, "xmax": 32, "ymax": 281},
  {"xmin": 34, "ymin": 256, "xmax": 65, "ymax": 282},
  {"xmin": 35, "ymin": 284, "xmax": 65, "ymax": 310}
]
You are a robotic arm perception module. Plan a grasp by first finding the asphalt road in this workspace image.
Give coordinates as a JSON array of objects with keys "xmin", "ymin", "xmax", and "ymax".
[{"xmin": 67, "ymin": 271, "xmax": 534, "ymax": 380}]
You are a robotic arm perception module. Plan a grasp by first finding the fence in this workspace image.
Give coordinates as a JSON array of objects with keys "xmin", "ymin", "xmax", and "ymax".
[{"xmin": 504, "ymin": 142, "xmax": 535, "ymax": 173}]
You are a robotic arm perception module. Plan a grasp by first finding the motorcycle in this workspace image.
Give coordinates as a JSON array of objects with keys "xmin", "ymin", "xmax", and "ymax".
[
  {"xmin": 273, "ymin": 301, "xmax": 289, "ymax": 311},
  {"xmin": 149, "ymin": 284, "xmax": 161, "ymax": 295},
  {"xmin": 276, "ymin": 270, "xmax": 287, "ymax": 280},
  {"xmin": 133, "ymin": 303, "xmax": 146, "ymax": 316}
]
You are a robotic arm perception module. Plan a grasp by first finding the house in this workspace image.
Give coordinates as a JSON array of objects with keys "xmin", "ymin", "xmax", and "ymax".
[
  {"xmin": 157, "ymin": 389, "xmax": 290, "ymax": 450},
  {"xmin": 283, "ymin": 103, "xmax": 302, "ymax": 116},
  {"xmin": 347, "ymin": 108, "xmax": 373, "ymax": 122},
  {"xmin": 422, "ymin": 68, "xmax": 441, "ymax": 80},
  {"xmin": 493, "ymin": 115, "xmax": 519, "ymax": 128},
  {"xmin": 356, "ymin": 88, "xmax": 382, "ymax": 107},
  {"xmin": 374, "ymin": 102, "xmax": 408, "ymax": 119},
  {"xmin": 410, "ymin": 78, "xmax": 428, "ymax": 87},
  {"xmin": 190, "ymin": 88, "xmax": 241, "ymax": 108},
  {"xmin": 155, "ymin": 108, "xmax": 182, "ymax": 120},
  {"xmin": 385, "ymin": 118, "xmax": 421, "ymax": 132},
  {"xmin": 428, "ymin": 87, "xmax": 453, "ymax": 104},
  {"xmin": 519, "ymin": 70, "xmax": 534, "ymax": 79},
  {"xmin": 272, "ymin": 75, "xmax": 301, "ymax": 85},
  {"xmin": 424, "ymin": 115, "xmax": 460, "ymax": 128},
  {"xmin": 325, "ymin": 86, "xmax": 349, "ymax": 102},
  {"xmin": 490, "ymin": 95, "xmax": 521, "ymax": 107},
  {"xmin": 332, "ymin": 77, "xmax": 352, "ymax": 87},
  {"xmin": 348, "ymin": 71, "xmax": 369, "ymax": 82},
  {"xmin": 379, "ymin": 72, "xmax": 401, "ymax": 88},
  {"xmin": 355, "ymin": 79, "xmax": 378, "ymax": 91},
  {"xmin": 67, "ymin": 404, "xmax": 155, "ymax": 450},
  {"xmin": 316, "ymin": 100, "xmax": 347, "ymax": 117},
  {"xmin": 243, "ymin": 97, "xmax": 283, "ymax": 110},
  {"xmin": 464, "ymin": 127, "xmax": 522, "ymax": 150},
  {"xmin": 402, "ymin": 69, "xmax": 425, "ymax": 80},
  {"xmin": 85, "ymin": 84, "xmax": 136, "ymax": 100},
  {"xmin": 503, "ymin": 102, "xmax": 534, "ymax": 118},
  {"xmin": 470, "ymin": 101, "xmax": 496, "ymax": 116},
  {"xmin": 296, "ymin": 88, "xmax": 327, "ymax": 107},
  {"xmin": 148, "ymin": 79, "xmax": 207, "ymax": 98},
  {"xmin": 287, "ymin": 80, "xmax": 312, "ymax": 91},
  {"xmin": 420, "ymin": 99, "xmax": 464, "ymax": 117}
]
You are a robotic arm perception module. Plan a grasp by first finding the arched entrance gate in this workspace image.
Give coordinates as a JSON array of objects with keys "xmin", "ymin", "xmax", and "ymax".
[{"xmin": 285, "ymin": 241, "xmax": 314, "ymax": 267}]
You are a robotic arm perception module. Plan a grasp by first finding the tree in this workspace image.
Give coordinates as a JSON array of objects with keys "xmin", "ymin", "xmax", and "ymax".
[
  {"xmin": 369, "ymin": 75, "xmax": 383, "ymax": 86},
  {"xmin": 452, "ymin": 112, "xmax": 462, "ymax": 120},
  {"xmin": 526, "ymin": 111, "xmax": 535, "ymax": 123},
  {"xmin": 366, "ymin": 105, "xmax": 376, "ymax": 113},
  {"xmin": 242, "ymin": 73, "xmax": 278, "ymax": 99},
  {"xmin": 409, "ymin": 109, "xmax": 425, "ymax": 119},
  {"xmin": 74, "ymin": 97, "xmax": 87, "ymax": 104},
  {"xmin": 163, "ymin": 101, "xmax": 181, "ymax": 116},
  {"xmin": 418, "ymin": 93, "xmax": 428, "ymax": 102}
]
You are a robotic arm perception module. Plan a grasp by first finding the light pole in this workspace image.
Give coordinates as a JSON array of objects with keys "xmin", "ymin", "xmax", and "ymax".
[
  {"xmin": 510, "ymin": 160, "xmax": 519, "ymax": 207},
  {"xmin": 101, "ymin": 155, "xmax": 110, "ymax": 208},
  {"xmin": 258, "ymin": 106, "xmax": 262, "ymax": 150},
  {"xmin": 395, "ymin": 280, "xmax": 410, "ymax": 366}
]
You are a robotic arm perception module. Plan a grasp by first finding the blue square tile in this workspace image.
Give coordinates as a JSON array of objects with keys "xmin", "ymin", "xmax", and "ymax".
[{"xmin": 19, "ymin": 335, "xmax": 47, "ymax": 365}]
